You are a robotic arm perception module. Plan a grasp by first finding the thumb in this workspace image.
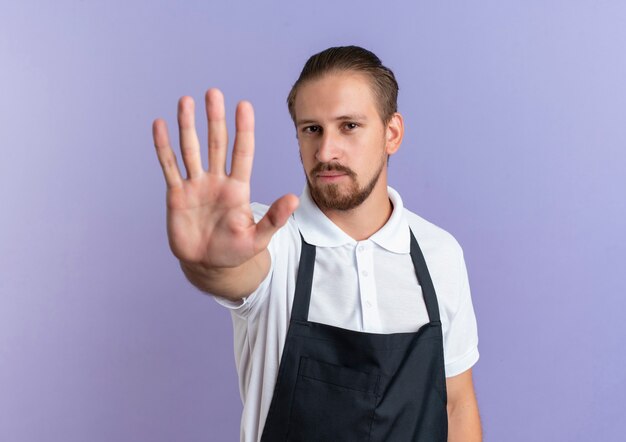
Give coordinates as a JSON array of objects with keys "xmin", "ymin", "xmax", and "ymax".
[{"xmin": 254, "ymin": 194, "xmax": 299, "ymax": 252}]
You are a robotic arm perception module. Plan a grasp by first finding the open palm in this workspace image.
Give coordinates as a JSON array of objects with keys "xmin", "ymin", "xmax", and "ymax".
[{"xmin": 152, "ymin": 89, "xmax": 298, "ymax": 269}]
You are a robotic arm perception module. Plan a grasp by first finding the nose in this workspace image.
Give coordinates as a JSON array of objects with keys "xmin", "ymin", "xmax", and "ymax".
[{"xmin": 316, "ymin": 131, "xmax": 340, "ymax": 163}]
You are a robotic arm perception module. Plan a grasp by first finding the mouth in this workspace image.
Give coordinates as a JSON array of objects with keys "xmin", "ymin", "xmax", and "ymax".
[
  {"xmin": 309, "ymin": 162, "xmax": 355, "ymax": 184},
  {"xmin": 317, "ymin": 171, "xmax": 346, "ymax": 177},
  {"xmin": 315, "ymin": 171, "xmax": 348, "ymax": 183}
]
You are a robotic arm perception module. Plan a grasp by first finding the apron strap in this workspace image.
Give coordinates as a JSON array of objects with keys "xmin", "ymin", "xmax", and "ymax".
[
  {"xmin": 291, "ymin": 233, "xmax": 316, "ymax": 323},
  {"xmin": 409, "ymin": 230, "xmax": 442, "ymax": 324}
]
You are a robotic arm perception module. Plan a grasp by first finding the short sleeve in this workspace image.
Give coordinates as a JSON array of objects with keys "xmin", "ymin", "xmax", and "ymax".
[{"xmin": 443, "ymin": 249, "xmax": 480, "ymax": 377}]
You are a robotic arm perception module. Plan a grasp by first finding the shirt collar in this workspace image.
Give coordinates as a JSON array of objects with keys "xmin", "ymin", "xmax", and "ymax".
[{"xmin": 293, "ymin": 184, "xmax": 410, "ymax": 254}]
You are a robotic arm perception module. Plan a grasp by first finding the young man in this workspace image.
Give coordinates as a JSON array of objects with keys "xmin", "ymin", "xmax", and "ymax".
[{"xmin": 153, "ymin": 46, "xmax": 481, "ymax": 441}]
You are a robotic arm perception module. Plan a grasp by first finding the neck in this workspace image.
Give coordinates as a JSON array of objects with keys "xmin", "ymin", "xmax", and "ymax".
[{"xmin": 318, "ymin": 179, "xmax": 393, "ymax": 241}]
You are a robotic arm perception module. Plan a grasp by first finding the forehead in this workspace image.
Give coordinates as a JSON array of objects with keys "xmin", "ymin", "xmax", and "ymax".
[{"xmin": 294, "ymin": 71, "xmax": 379, "ymax": 122}]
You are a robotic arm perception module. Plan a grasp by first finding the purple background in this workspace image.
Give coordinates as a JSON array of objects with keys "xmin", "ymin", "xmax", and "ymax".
[{"xmin": 2, "ymin": 1, "xmax": 625, "ymax": 441}]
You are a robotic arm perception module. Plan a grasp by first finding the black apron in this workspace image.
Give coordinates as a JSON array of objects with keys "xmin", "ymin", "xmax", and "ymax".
[{"xmin": 260, "ymin": 230, "xmax": 448, "ymax": 441}]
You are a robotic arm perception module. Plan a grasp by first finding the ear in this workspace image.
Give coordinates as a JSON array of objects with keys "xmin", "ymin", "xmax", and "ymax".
[{"xmin": 384, "ymin": 112, "xmax": 404, "ymax": 156}]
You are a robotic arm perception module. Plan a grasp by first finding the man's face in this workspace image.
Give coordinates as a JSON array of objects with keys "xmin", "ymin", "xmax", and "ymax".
[{"xmin": 294, "ymin": 71, "xmax": 389, "ymax": 211}]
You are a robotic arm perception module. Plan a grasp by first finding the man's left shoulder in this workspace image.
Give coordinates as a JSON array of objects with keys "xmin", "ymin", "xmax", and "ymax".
[
  {"xmin": 403, "ymin": 208, "xmax": 465, "ymax": 262},
  {"xmin": 401, "ymin": 208, "xmax": 471, "ymax": 303}
]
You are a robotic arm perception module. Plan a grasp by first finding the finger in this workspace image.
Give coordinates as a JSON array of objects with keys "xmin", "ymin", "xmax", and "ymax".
[
  {"xmin": 230, "ymin": 100, "xmax": 255, "ymax": 182},
  {"xmin": 254, "ymin": 194, "xmax": 299, "ymax": 252},
  {"xmin": 153, "ymin": 119, "xmax": 183, "ymax": 189},
  {"xmin": 206, "ymin": 88, "xmax": 228, "ymax": 175},
  {"xmin": 177, "ymin": 96, "xmax": 204, "ymax": 179}
]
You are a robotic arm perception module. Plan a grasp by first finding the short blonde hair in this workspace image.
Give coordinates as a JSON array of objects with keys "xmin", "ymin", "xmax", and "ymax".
[{"xmin": 287, "ymin": 46, "xmax": 399, "ymax": 124}]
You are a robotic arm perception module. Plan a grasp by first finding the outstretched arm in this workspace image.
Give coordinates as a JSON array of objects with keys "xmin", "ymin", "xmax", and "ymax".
[{"xmin": 152, "ymin": 89, "xmax": 299, "ymax": 300}]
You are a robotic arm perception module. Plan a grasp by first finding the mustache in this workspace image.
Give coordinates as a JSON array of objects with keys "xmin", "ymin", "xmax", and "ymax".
[{"xmin": 310, "ymin": 162, "xmax": 356, "ymax": 177}]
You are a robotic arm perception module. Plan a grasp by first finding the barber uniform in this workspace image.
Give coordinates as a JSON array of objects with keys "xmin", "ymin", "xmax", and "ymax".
[{"xmin": 260, "ymin": 230, "xmax": 448, "ymax": 441}]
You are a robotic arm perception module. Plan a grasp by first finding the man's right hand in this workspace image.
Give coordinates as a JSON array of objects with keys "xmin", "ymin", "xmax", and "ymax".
[{"xmin": 152, "ymin": 89, "xmax": 299, "ymax": 298}]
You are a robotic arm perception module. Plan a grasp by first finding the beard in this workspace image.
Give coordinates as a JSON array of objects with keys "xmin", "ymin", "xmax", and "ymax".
[{"xmin": 305, "ymin": 155, "xmax": 386, "ymax": 211}]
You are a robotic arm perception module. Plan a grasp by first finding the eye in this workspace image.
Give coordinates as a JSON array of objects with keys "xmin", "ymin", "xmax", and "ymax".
[
  {"xmin": 344, "ymin": 122, "xmax": 359, "ymax": 130},
  {"xmin": 302, "ymin": 125, "xmax": 321, "ymax": 134}
]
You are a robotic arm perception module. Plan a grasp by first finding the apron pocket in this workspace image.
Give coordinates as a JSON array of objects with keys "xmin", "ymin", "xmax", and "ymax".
[{"xmin": 286, "ymin": 357, "xmax": 379, "ymax": 441}]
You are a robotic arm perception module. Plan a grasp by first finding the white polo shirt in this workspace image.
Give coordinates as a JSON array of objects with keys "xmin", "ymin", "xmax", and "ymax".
[{"xmin": 211, "ymin": 185, "xmax": 479, "ymax": 442}]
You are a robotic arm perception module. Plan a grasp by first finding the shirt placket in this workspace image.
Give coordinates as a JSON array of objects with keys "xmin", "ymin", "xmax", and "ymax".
[{"xmin": 355, "ymin": 241, "xmax": 382, "ymax": 332}]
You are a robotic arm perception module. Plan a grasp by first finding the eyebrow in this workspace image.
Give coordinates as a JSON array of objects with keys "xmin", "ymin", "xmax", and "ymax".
[{"xmin": 296, "ymin": 114, "xmax": 368, "ymax": 127}]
